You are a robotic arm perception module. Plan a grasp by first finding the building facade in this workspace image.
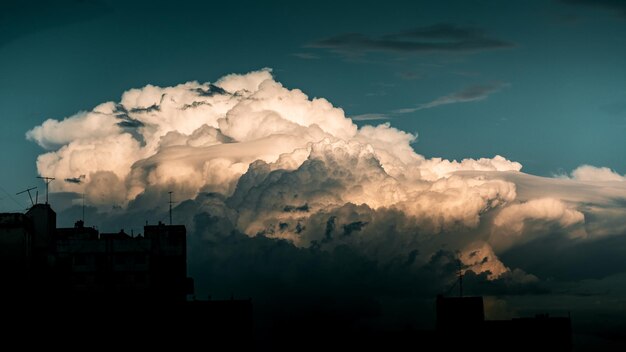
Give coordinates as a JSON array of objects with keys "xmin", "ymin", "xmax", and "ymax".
[{"xmin": 0, "ymin": 204, "xmax": 192, "ymax": 302}]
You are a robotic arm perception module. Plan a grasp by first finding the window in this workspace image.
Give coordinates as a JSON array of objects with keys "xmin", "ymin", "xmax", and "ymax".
[
  {"xmin": 134, "ymin": 253, "xmax": 147, "ymax": 264},
  {"xmin": 73, "ymin": 254, "xmax": 88, "ymax": 266}
]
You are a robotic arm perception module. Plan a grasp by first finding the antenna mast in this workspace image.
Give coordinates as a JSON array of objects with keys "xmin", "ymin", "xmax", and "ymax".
[
  {"xmin": 16, "ymin": 187, "xmax": 37, "ymax": 207},
  {"xmin": 168, "ymin": 191, "xmax": 173, "ymax": 225},
  {"xmin": 82, "ymin": 192, "xmax": 85, "ymax": 223},
  {"xmin": 457, "ymin": 254, "xmax": 464, "ymax": 298},
  {"xmin": 37, "ymin": 176, "xmax": 55, "ymax": 204}
]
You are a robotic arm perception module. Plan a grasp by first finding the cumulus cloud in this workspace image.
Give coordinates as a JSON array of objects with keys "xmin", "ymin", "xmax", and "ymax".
[
  {"xmin": 491, "ymin": 198, "xmax": 586, "ymax": 251},
  {"xmin": 494, "ymin": 198, "xmax": 585, "ymax": 234},
  {"xmin": 26, "ymin": 69, "xmax": 626, "ymax": 293},
  {"xmin": 570, "ymin": 165, "xmax": 626, "ymax": 182},
  {"xmin": 26, "ymin": 111, "xmax": 122, "ymax": 149},
  {"xmin": 460, "ymin": 242, "xmax": 539, "ymax": 283}
]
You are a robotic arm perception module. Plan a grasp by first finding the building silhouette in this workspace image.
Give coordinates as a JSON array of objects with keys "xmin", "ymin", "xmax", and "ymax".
[
  {"xmin": 436, "ymin": 294, "xmax": 572, "ymax": 351},
  {"xmin": 0, "ymin": 203, "xmax": 253, "ymax": 347},
  {"xmin": 2, "ymin": 202, "xmax": 577, "ymax": 349},
  {"xmin": 0, "ymin": 203, "xmax": 192, "ymax": 301}
]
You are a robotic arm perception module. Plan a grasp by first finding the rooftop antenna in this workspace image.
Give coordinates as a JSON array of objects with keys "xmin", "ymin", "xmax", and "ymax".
[
  {"xmin": 168, "ymin": 191, "xmax": 174, "ymax": 225},
  {"xmin": 37, "ymin": 176, "xmax": 55, "ymax": 204},
  {"xmin": 456, "ymin": 252, "xmax": 464, "ymax": 298},
  {"xmin": 16, "ymin": 187, "xmax": 37, "ymax": 207},
  {"xmin": 82, "ymin": 192, "xmax": 85, "ymax": 223}
]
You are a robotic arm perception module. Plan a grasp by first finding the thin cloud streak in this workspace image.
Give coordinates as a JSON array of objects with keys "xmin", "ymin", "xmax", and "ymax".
[
  {"xmin": 292, "ymin": 52, "xmax": 320, "ymax": 60},
  {"xmin": 309, "ymin": 24, "xmax": 514, "ymax": 56},
  {"xmin": 393, "ymin": 82, "xmax": 509, "ymax": 114}
]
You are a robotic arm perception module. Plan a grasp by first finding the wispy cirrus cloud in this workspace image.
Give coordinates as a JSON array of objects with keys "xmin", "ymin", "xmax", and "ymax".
[
  {"xmin": 309, "ymin": 24, "xmax": 514, "ymax": 56},
  {"xmin": 393, "ymin": 82, "xmax": 509, "ymax": 113},
  {"xmin": 292, "ymin": 52, "xmax": 320, "ymax": 60}
]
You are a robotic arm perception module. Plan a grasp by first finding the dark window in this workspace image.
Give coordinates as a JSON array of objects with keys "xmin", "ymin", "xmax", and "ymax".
[
  {"xmin": 134, "ymin": 273, "xmax": 146, "ymax": 284},
  {"xmin": 73, "ymin": 254, "xmax": 88, "ymax": 266},
  {"xmin": 73, "ymin": 274, "xmax": 86, "ymax": 284},
  {"xmin": 167, "ymin": 235, "xmax": 180, "ymax": 246},
  {"xmin": 116, "ymin": 254, "xmax": 129, "ymax": 265},
  {"xmin": 134, "ymin": 253, "xmax": 147, "ymax": 264}
]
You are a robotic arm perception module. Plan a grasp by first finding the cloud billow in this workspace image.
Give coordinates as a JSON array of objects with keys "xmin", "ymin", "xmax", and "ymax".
[{"xmin": 26, "ymin": 69, "xmax": 626, "ymax": 302}]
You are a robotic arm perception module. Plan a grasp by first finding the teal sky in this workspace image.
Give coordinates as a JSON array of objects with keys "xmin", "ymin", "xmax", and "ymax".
[{"xmin": 1, "ymin": 0, "xmax": 625, "ymax": 211}]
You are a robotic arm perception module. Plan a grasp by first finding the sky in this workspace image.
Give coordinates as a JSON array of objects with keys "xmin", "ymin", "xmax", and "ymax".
[
  {"xmin": 1, "ymin": 0, "xmax": 626, "ymax": 349},
  {"xmin": 1, "ymin": 0, "xmax": 625, "ymax": 209}
]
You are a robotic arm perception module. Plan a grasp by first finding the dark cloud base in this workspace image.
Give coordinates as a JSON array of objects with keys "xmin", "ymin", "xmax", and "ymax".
[
  {"xmin": 502, "ymin": 231, "xmax": 626, "ymax": 281},
  {"xmin": 51, "ymin": 189, "xmax": 626, "ymax": 350},
  {"xmin": 55, "ymin": 192, "xmax": 547, "ymax": 336}
]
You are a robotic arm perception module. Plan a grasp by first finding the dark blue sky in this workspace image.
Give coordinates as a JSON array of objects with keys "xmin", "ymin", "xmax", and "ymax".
[{"xmin": 1, "ymin": 0, "xmax": 625, "ymax": 211}]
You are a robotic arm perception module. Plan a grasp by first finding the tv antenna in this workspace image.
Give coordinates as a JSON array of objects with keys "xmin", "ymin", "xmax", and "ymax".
[
  {"xmin": 456, "ymin": 251, "xmax": 464, "ymax": 298},
  {"xmin": 82, "ymin": 192, "xmax": 85, "ymax": 223},
  {"xmin": 445, "ymin": 251, "xmax": 465, "ymax": 298},
  {"xmin": 16, "ymin": 187, "xmax": 37, "ymax": 207},
  {"xmin": 37, "ymin": 176, "xmax": 55, "ymax": 204},
  {"xmin": 168, "ymin": 191, "xmax": 174, "ymax": 225}
]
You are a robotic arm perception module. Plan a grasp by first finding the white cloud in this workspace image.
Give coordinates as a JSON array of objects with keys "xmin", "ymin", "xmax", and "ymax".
[
  {"xmin": 491, "ymin": 197, "xmax": 586, "ymax": 251},
  {"xmin": 26, "ymin": 69, "xmax": 626, "ymax": 282},
  {"xmin": 26, "ymin": 110, "xmax": 122, "ymax": 149},
  {"xmin": 571, "ymin": 165, "xmax": 626, "ymax": 182}
]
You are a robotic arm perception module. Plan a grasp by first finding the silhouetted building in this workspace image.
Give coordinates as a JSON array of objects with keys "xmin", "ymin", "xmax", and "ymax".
[
  {"xmin": 436, "ymin": 295, "xmax": 572, "ymax": 351},
  {"xmin": 1, "ymin": 203, "xmax": 254, "ymax": 346},
  {"xmin": 436, "ymin": 294, "xmax": 484, "ymax": 330},
  {"xmin": 0, "ymin": 204, "xmax": 59, "ymax": 296},
  {"xmin": 0, "ymin": 213, "xmax": 32, "ymax": 293},
  {"xmin": 485, "ymin": 315, "xmax": 572, "ymax": 351},
  {"xmin": 0, "ymin": 204, "xmax": 192, "ymax": 302},
  {"xmin": 54, "ymin": 221, "xmax": 192, "ymax": 302}
]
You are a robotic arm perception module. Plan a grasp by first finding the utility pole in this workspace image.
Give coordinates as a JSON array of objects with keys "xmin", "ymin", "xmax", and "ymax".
[
  {"xmin": 82, "ymin": 192, "xmax": 85, "ymax": 223},
  {"xmin": 457, "ymin": 256, "xmax": 464, "ymax": 298},
  {"xmin": 37, "ymin": 176, "xmax": 55, "ymax": 204},
  {"xmin": 168, "ymin": 191, "xmax": 174, "ymax": 225}
]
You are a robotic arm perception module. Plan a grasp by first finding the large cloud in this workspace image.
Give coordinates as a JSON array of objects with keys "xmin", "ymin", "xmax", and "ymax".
[{"xmin": 27, "ymin": 69, "xmax": 626, "ymax": 288}]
